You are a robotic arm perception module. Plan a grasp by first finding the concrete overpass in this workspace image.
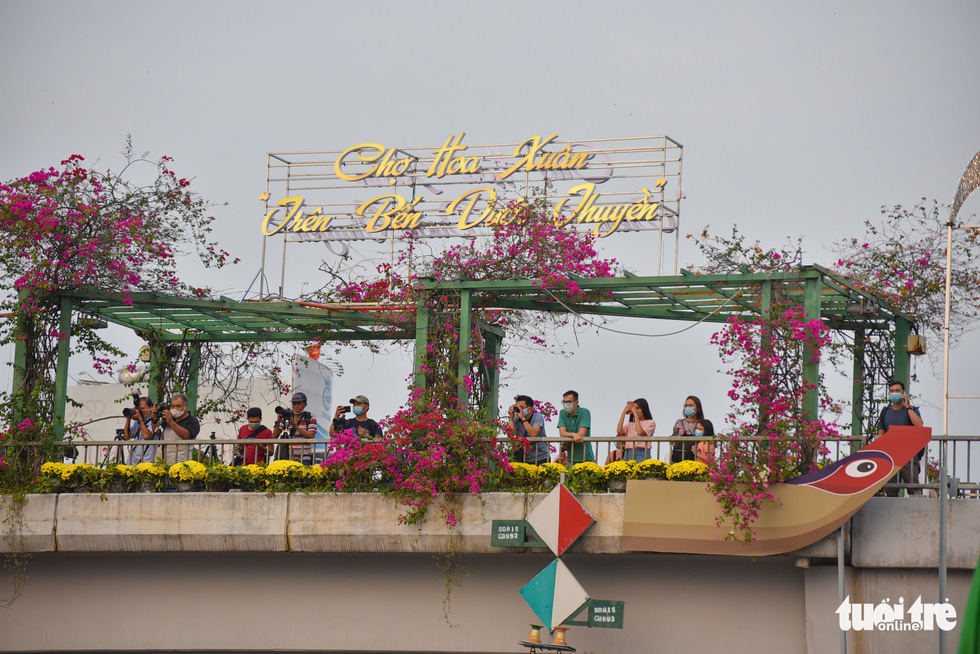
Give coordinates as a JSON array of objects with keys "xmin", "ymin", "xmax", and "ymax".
[{"xmin": 1, "ymin": 492, "xmax": 977, "ymax": 653}]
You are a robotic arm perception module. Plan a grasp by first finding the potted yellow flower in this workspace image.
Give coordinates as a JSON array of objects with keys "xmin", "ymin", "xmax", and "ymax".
[
  {"xmin": 666, "ymin": 460, "xmax": 709, "ymax": 482},
  {"xmin": 502, "ymin": 462, "xmax": 541, "ymax": 492},
  {"xmin": 569, "ymin": 462, "xmax": 605, "ymax": 493},
  {"xmin": 167, "ymin": 460, "xmax": 207, "ymax": 491},
  {"xmin": 103, "ymin": 464, "xmax": 136, "ymax": 493},
  {"xmin": 634, "ymin": 458, "xmax": 668, "ymax": 481},
  {"xmin": 263, "ymin": 459, "xmax": 308, "ymax": 492},
  {"xmin": 38, "ymin": 461, "xmax": 70, "ymax": 493},
  {"xmin": 133, "ymin": 462, "xmax": 167, "ymax": 492},
  {"xmin": 603, "ymin": 460, "xmax": 636, "ymax": 492},
  {"xmin": 538, "ymin": 462, "xmax": 567, "ymax": 490},
  {"xmin": 60, "ymin": 463, "xmax": 100, "ymax": 492}
]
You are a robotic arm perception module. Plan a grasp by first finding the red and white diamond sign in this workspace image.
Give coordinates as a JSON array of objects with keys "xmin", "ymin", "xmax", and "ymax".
[{"xmin": 526, "ymin": 484, "xmax": 596, "ymax": 556}]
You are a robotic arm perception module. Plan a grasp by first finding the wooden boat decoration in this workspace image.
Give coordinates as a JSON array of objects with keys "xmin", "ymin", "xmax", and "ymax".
[{"xmin": 622, "ymin": 425, "xmax": 932, "ymax": 556}]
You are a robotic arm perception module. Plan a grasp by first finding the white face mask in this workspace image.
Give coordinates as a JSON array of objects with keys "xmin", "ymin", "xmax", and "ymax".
[{"xmin": 170, "ymin": 407, "xmax": 186, "ymax": 419}]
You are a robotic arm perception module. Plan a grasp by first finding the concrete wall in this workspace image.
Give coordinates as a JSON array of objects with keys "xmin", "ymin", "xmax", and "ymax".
[{"xmin": 0, "ymin": 493, "xmax": 975, "ymax": 653}]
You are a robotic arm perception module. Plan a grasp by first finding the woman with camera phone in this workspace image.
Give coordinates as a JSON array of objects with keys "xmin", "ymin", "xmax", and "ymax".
[{"xmin": 611, "ymin": 398, "xmax": 655, "ymax": 463}]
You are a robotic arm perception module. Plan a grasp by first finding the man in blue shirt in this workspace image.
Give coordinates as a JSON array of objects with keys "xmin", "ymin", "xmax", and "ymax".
[
  {"xmin": 877, "ymin": 380, "xmax": 924, "ymax": 496},
  {"xmin": 509, "ymin": 395, "xmax": 549, "ymax": 465}
]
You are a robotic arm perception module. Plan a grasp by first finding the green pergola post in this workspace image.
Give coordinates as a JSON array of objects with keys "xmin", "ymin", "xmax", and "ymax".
[
  {"xmin": 11, "ymin": 291, "xmax": 29, "ymax": 424},
  {"xmin": 480, "ymin": 324, "xmax": 503, "ymax": 420},
  {"xmin": 413, "ymin": 288, "xmax": 430, "ymax": 390},
  {"xmin": 53, "ymin": 294, "xmax": 73, "ymax": 440},
  {"xmin": 187, "ymin": 342, "xmax": 201, "ymax": 415},
  {"xmin": 851, "ymin": 327, "xmax": 866, "ymax": 450},
  {"xmin": 802, "ymin": 275, "xmax": 821, "ymax": 421},
  {"xmin": 457, "ymin": 290, "xmax": 472, "ymax": 407},
  {"xmin": 147, "ymin": 339, "xmax": 166, "ymax": 403},
  {"xmin": 893, "ymin": 317, "xmax": 911, "ymax": 389}
]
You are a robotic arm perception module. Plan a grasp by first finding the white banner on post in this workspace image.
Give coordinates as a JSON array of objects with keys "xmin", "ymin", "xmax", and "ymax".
[{"xmin": 291, "ymin": 353, "xmax": 334, "ymax": 458}]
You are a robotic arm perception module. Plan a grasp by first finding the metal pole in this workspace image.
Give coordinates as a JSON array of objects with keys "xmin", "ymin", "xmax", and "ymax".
[
  {"xmin": 943, "ymin": 220, "xmax": 953, "ymax": 436},
  {"xmin": 838, "ymin": 522, "xmax": 847, "ymax": 654},
  {"xmin": 939, "ymin": 437, "xmax": 948, "ymax": 654},
  {"xmin": 939, "ymin": 219, "xmax": 953, "ymax": 654}
]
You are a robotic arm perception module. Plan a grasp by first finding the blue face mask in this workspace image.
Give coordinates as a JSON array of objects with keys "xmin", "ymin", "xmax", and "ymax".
[
  {"xmin": 353, "ymin": 405, "xmax": 364, "ymax": 416},
  {"xmin": 888, "ymin": 393, "xmax": 903, "ymax": 404},
  {"xmin": 694, "ymin": 429, "xmax": 704, "ymax": 438},
  {"xmin": 683, "ymin": 406, "xmax": 696, "ymax": 418}
]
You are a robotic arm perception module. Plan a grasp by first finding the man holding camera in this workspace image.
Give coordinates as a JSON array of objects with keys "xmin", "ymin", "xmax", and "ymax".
[
  {"xmin": 509, "ymin": 395, "xmax": 549, "ymax": 465},
  {"xmin": 330, "ymin": 394, "xmax": 383, "ymax": 438},
  {"xmin": 272, "ymin": 392, "xmax": 318, "ymax": 464},
  {"xmin": 236, "ymin": 407, "xmax": 274, "ymax": 465},
  {"xmin": 123, "ymin": 396, "xmax": 158, "ymax": 465},
  {"xmin": 158, "ymin": 393, "xmax": 201, "ymax": 465}
]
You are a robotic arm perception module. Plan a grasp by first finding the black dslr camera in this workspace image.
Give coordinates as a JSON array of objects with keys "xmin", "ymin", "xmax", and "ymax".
[
  {"xmin": 275, "ymin": 406, "xmax": 295, "ymax": 421},
  {"xmin": 122, "ymin": 390, "xmax": 141, "ymax": 418}
]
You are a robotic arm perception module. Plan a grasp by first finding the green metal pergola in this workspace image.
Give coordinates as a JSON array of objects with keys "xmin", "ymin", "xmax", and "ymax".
[
  {"xmin": 22, "ymin": 290, "xmax": 413, "ymax": 438},
  {"xmin": 25, "ymin": 265, "xmax": 915, "ymax": 441},
  {"xmin": 413, "ymin": 265, "xmax": 916, "ymax": 432}
]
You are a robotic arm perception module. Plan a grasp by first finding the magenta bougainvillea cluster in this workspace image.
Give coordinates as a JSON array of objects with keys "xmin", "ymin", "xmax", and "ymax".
[
  {"xmin": 708, "ymin": 307, "xmax": 839, "ymax": 543},
  {"xmin": 0, "ymin": 146, "xmax": 236, "ymax": 486}
]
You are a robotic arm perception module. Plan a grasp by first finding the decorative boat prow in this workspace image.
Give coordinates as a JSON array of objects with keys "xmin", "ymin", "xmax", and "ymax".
[{"xmin": 623, "ymin": 426, "xmax": 932, "ymax": 556}]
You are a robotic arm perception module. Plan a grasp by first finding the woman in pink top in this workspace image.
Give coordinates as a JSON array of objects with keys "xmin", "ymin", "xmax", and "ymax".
[{"xmin": 615, "ymin": 398, "xmax": 656, "ymax": 463}]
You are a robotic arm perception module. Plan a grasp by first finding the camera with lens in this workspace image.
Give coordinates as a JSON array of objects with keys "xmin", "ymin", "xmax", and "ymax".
[
  {"xmin": 156, "ymin": 402, "xmax": 171, "ymax": 414},
  {"xmin": 122, "ymin": 390, "xmax": 141, "ymax": 418},
  {"xmin": 275, "ymin": 406, "xmax": 294, "ymax": 421}
]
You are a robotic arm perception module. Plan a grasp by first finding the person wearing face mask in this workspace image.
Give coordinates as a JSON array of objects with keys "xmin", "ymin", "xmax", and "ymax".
[
  {"xmin": 608, "ymin": 399, "xmax": 656, "ymax": 464},
  {"xmin": 330, "ymin": 394, "xmax": 383, "ymax": 439},
  {"xmin": 671, "ymin": 395, "xmax": 714, "ymax": 464},
  {"xmin": 876, "ymin": 380, "xmax": 924, "ymax": 496},
  {"xmin": 509, "ymin": 395, "xmax": 549, "ymax": 465},
  {"xmin": 557, "ymin": 390, "xmax": 594, "ymax": 464},
  {"xmin": 158, "ymin": 393, "xmax": 201, "ymax": 465},
  {"xmin": 235, "ymin": 407, "xmax": 274, "ymax": 465},
  {"xmin": 123, "ymin": 396, "xmax": 159, "ymax": 465},
  {"xmin": 275, "ymin": 392, "xmax": 320, "ymax": 464}
]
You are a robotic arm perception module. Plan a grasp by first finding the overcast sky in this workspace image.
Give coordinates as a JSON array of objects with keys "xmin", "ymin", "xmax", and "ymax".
[{"xmin": 2, "ymin": 1, "xmax": 978, "ymax": 444}]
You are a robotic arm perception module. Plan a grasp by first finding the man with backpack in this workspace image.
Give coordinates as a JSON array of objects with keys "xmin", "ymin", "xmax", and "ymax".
[{"xmin": 877, "ymin": 380, "xmax": 924, "ymax": 496}]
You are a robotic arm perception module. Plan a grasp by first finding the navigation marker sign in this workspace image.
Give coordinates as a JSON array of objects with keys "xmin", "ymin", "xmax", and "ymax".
[
  {"xmin": 519, "ymin": 558, "xmax": 590, "ymax": 631},
  {"xmin": 526, "ymin": 484, "xmax": 596, "ymax": 556}
]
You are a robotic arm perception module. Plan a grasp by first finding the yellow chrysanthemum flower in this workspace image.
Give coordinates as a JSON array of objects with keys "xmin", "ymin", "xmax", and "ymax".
[
  {"xmin": 509, "ymin": 462, "xmax": 540, "ymax": 476},
  {"xmin": 168, "ymin": 460, "xmax": 207, "ymax": 481},
  {"xmin": 540, "ymin": 462, "xmax": 567, "ymax": 475},
  {"xmin": 40, "ymin": 461, "xmax": 69, "ymax": 476},
  {"xmin": 135, "ymin": 462, "xmax": 166, "ymax": 476},
  {"xmin": 264, "ymin": 459, "xmax": 305, "ymax": 476},
  {"xmin": 666, "ymin": 460, "xmax": 709, "ymax": 481}
]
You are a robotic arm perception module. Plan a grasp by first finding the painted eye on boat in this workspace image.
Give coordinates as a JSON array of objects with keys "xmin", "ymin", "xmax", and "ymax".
[{"xmin": 845, "ymin": 460, "xmax": 878, "ymax": 477}]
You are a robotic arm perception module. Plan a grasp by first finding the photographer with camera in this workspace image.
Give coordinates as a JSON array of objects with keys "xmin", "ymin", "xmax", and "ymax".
[
  {"xmin": 272, "ymin": 392, "xmax": 317, "ymax": 464},
  {"xmin": 123, "ymin": 394, "xmax": 158, "ymax": 465},
  {"xmin": 509, "ymin": 395, "xmax": 549, "ymax": 465},
  {"xmin": 157, "ymin": 393, "xmax": 201, "ymax": 464},
  {"xmin": 329, "ymin": 394, "xmax": 383, "ymax": 439},
  {"xmin": 235, "ymin": 407, "xmax": 274, "ymax": 465}
]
